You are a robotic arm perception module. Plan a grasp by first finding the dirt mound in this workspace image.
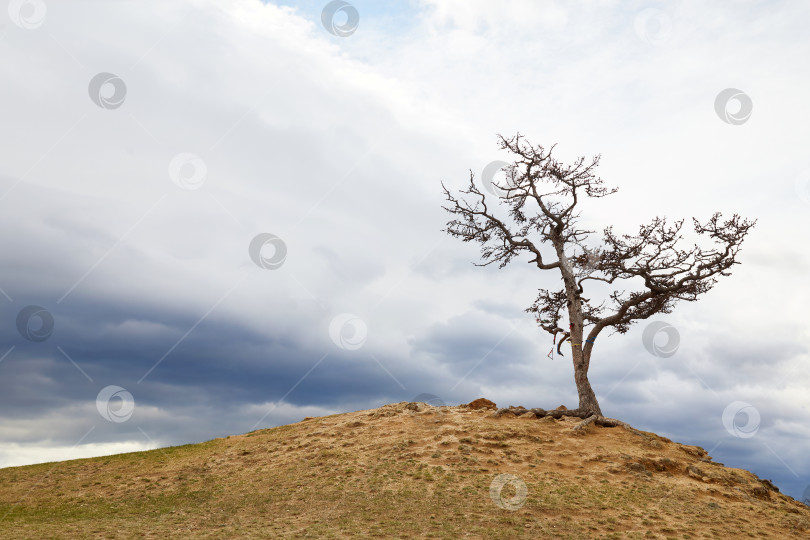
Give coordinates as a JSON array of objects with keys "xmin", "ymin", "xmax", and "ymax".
[{"xmin": 1, "ymin": 401, "xmax": 808, "ymax": 538}]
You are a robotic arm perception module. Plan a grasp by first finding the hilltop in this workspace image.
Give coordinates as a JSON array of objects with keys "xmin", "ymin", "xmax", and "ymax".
[{"xmin": 1, "ymin": 400, "xmax": 808, "ymax": 539}]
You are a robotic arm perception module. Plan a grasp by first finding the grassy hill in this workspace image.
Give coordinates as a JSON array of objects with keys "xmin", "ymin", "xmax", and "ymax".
[{"xmin": 1, "ymin": 400, "xmax": 808, "ymax": 539}]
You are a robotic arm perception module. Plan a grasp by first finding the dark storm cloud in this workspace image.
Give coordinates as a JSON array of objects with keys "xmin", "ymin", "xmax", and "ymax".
[
  {"xmin": 1, "ymin": 0, "xmax": 809, "ymax": 504},
  {"xmin": 0, "ymin": 294, "xmax": 407, "ymax": 440}
]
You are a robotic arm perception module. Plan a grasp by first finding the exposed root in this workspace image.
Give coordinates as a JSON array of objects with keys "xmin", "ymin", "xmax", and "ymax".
[
  {"xmin": 491, "ymin": 406, "xmax": 638, "ymax": 434},
  {"xmin": 492, "ymin": 406, "xmax": 590, "ymax": 419},
  {"xmin": 572, "ymin": 414, "xmax": 632, "ymax": 432},
  {"xmin": 572, "ymin": 414, "xmax": 599, "ymax": 430}
]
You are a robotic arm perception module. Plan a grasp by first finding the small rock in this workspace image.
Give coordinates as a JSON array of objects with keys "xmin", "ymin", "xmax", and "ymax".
[
  {"xmin": 686, "ymin": 465, "xmax": 705, "ymax": 480},
  {"xmin": 760, "ymin": 478, "xmax": 779, "ymax": 492},
  {"xmin": 699, "ymin": 458, "xmax": 724, "ymax": 466},
  {"xmin": 555, "ymin": 405, "xmax": 568, "ymax": 411},
  {"xmin": 467, "ymin": 398, "xmax": 497, "ymax": 410},
  {"xmin": 679, "ymin": 444, "xmax": 708, "ymax": 458},
  {"xmin": 490, "ymin": 408, "xmax": 515, "ymax": 418}
]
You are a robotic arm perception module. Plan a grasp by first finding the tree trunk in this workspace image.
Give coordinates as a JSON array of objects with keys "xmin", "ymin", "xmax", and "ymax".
[
  {"xmin": 554, "ymin": 238, "xmax": 603, "ymax": 417},
  {"xmin": 574, "ymin": 352, "xmax": 602, "ymax": 415}
]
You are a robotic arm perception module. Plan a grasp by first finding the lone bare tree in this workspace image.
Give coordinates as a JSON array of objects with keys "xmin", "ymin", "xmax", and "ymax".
[{"xmin": 442, "ymin": 134, "xmax": 756, "ymax": 427}]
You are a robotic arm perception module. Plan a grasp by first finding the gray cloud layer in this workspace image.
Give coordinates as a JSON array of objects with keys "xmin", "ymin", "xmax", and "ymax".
[{"xmin": 1, "ymin": 0, "xmax": 809, "ymax": 500}]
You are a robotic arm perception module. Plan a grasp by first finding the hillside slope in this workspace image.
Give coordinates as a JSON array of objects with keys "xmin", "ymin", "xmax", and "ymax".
[{"xmin": 1, "ymin": 401, "xmax": 808, "ymax": 539}]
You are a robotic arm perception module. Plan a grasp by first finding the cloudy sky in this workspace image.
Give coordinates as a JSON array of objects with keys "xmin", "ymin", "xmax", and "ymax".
[{"xmin": 2, "ymin": 0, "xmax": 809, "ymax": 501}]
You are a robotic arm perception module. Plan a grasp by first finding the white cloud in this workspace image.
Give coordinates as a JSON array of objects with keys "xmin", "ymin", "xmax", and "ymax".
[
  {"xmin": 0, "ymin": 441, "xmax": 157, "ymax": 469},
  {"xmin": 1, "ymin": 0, "xmax": 809, "ymax": 497}
]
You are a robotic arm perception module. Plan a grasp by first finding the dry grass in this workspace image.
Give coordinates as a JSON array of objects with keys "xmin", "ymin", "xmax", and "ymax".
[{"xmin": 1, "ymin": 402, "xmax": 808, "ymax": 539}]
